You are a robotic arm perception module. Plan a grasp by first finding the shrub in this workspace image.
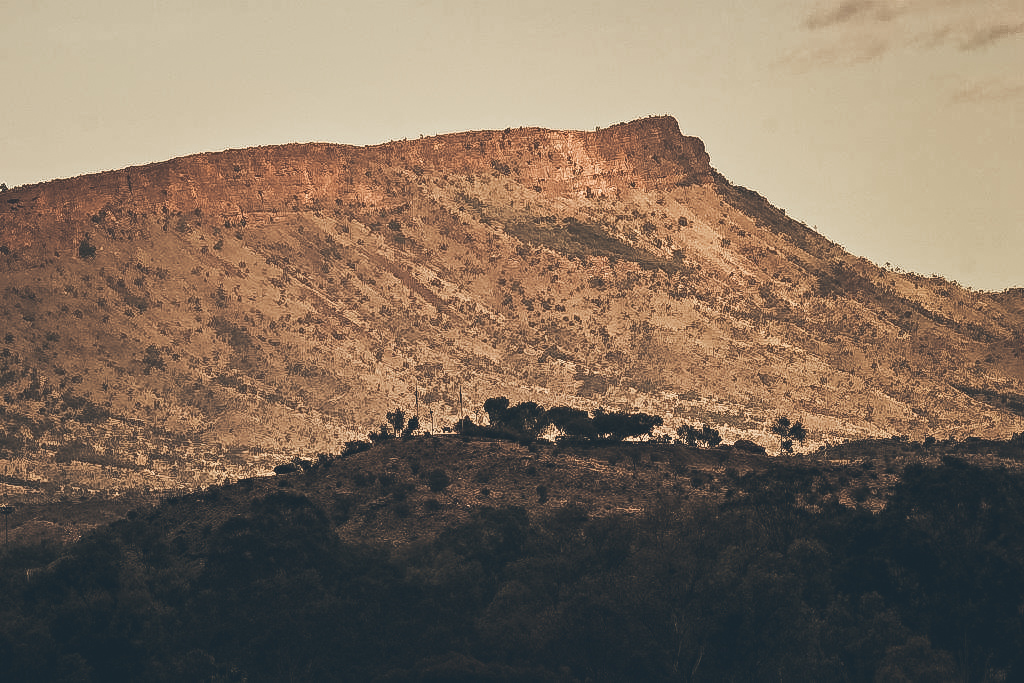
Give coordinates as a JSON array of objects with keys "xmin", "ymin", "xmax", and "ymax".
[
  {"xmin": 427, "ymin": 468, "xmax": 451, "ymax": 493},
  {"xmin": 78, "ymin": 235, "xmax": 97, "ymax": 258},
  {"xmin": 343, "ymin": 440, "xmax": 371, "ymax": 456},
  {"xmin": 536, "ymin": 485, "xmax": 548, "ymax": 503}
]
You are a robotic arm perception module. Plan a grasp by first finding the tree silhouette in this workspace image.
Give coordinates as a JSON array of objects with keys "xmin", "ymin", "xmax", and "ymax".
[
  {"xmin": 454, "ymin": 415, "xmax": 475, "ymax": 434},
  {"xmin": 771, "ymin": 416, "xmax": 807, "ymax": 454},
  {"xmin": 506, "ymin": 401, "xmax": 546, "ymax": 439},
  {"xmin": 546, "ymin": 406, "xmax": 596, "ymax": 441},
  {"xmin": 678, "ymin": 424, "xmax": 722, "ymax": 448},
  {"xmin": 386, "ymin": 408, "xmax": 406, "ymax": 437},
  {"xmin": 788, "ymin": 421, "xmax": 807, "ymax": 448},
  {"xmin": 593, "ymin": 410, "xmax": 663, "ymax": 441},
  {"xmin": 483, "ymin": 398, "xmax": 547, "ymax": 441},
  {"xmin": 483, "ymin": 397, "xmax": 510, "ymax": 426}
]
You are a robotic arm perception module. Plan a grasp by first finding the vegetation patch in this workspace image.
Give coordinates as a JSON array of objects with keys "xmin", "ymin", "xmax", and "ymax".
[
  {"xmin": 954, "ymin": 384, "xmax": 1024, "ymax": 417},
  {"xmin": 504, "ymin": 217, "xmax": 686, "ymax": 275},
  {"xmin": 3, "ymin": 448, "xmax": 1024, "ymax": 681}
]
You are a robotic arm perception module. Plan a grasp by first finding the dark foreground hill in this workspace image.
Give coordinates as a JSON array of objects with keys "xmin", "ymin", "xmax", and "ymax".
[{"xmin": 3, "ymin": 435, "xmax": 1024, "ymax": 681}]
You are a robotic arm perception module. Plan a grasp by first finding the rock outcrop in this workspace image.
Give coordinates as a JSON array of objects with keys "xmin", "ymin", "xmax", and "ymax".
[{"xmin": 1, "ymin": 116, "xmax": 711, "ymax": 252}]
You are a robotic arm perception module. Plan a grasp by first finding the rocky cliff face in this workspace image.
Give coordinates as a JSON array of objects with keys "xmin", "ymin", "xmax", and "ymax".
[
  {"xmin": 1, "ymin": 116, "xmax": 1022, "ymax": 499},
  {"xmin": 1, "ymin": 117, "xmax": 711, "ymax": 251}
]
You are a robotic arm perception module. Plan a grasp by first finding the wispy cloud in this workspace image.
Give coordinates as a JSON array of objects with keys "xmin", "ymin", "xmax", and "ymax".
[
  {"xmin": 959, "ymin": 21, "xmax": 1024, "ymax": 50},
  {"xmin": 779, "ymin": 35, "xmax": 890, "ymax": 70},
  {"xmin": 791, "ymin": 0, "xmax": 1024, "ymax": 66},
  {"xmin": 950, "ymin": 79, "xmax": 1024, "ymax": 103},
  {"xmin": 805, "ymin": 0, "xmax": 886, "ymax": 30},
  {"xmin": 802, "ymin": 0, "xmax": 928, "ymax": 30}
]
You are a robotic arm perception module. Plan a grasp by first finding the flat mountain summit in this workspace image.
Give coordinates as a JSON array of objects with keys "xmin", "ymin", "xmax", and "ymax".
[{"xmin": 2, "ymin": 115, "xmax": 1023, "ymax": 497}]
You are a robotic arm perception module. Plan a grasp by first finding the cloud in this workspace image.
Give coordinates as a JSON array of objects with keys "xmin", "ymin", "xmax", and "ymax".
[
  {"xmin": 959, "ymin": 21, "xmax": 1024, "ymax": 50},
  {"xmin": 778, "ymin": 35, "xmax": 890, "ymax": 70},
  {"xmin": 793, "ymin": 0, "xmax": 1024, "ymax": 66},
  {"xmin": 805, "ymin": 0, "xmax": 884, "ymax": 29},
  {"xmin": 950, "ymin": 80, "xmax": 1024, "ymax": 103}
]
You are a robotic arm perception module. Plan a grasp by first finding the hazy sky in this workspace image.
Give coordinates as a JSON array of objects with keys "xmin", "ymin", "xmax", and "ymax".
[{"xmin": 3, "ymin": 0, "xmax": 1022, "ymax": 290}]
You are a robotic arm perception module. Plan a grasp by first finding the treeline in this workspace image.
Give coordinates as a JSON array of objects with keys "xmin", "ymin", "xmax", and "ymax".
[
  {"xmin": 471, "ymin": 397, "xmax": 665, "ymax": 444},
  {"xmin": 353, "ymin": 396, "xmax": 751, "ymax": 451},
  {"xmin": 2, "ymin": 457, "xmax": 1024, "ymax": 680}
]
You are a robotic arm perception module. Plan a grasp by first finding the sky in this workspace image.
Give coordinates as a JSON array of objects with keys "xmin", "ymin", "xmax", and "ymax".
[{"xmin": 2, "ymin": 0, "xmax": 1022, "ymax": 290}]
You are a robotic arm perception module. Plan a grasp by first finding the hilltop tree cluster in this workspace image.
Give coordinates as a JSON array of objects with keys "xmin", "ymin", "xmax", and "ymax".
[
  {"xmin": 677, "ymin": 423, "xmax": 723, "ymax": 448},
  {"xmin": 367, "ymin": 408, "xmax": 419, "ymax": 443},
  {"xmin": 351, "ymin": 398, "xmax": 670, "ymax": 449},
  {"xmin": 463, "ymin": 396, "xmax": 666, "ymax": 444},
  {"xmin": 351, "ymin": 398, "xmax": 811, "ymax": 457}
]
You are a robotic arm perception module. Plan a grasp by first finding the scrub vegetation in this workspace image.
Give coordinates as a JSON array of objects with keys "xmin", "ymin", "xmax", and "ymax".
[{"xmin": 2, "ymin": 431, "xmax": 1024, "ymax": 681}]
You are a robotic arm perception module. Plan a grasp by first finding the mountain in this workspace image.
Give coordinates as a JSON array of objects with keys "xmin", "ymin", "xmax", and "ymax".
[{"xmin": 2, "ymin": 115, "xmax": 1023, "ymax": 498}]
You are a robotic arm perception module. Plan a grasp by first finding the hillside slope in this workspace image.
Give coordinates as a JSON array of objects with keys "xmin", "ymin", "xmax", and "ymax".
[{"xmin": 2, "ymin": 115, "xmax": 1023, "ymax": 497}]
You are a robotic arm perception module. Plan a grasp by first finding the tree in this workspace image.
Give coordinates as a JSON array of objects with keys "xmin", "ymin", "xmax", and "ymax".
[
  {"xmin": 678, "ymin": 424, "xmax": 722, "ymax": 448},
  {"xmin": 699, "ymin": 425, "xmax": 722, "ymax": 448},
  {"xmin": 483, "ymin": 397, "xmax": 546, "ymax": 441},
  {"xmin": 788, "ymin": 421, "xmax": 807, "ymax": 448},
  {"xmin": 386, "ymin": 408, "xmax": 406, "ymax": 437},
  {"xmin": 454, "ymin": 415, "xmax": 475, "ymax": 435},
  {"xmin": 771, "ymin": 416, "xmax": 807, "ymax": 454},
  {"xmin": 367, "ymin": 424, "xmax": 393, "ymax": 443},
  {"xmin": 677, "ymin": 424, "xmax": 699, "ymax": 446},
  {"xmin": 483, "ymin": 397, "xmax": 510, "ymax": 426},
  {"xmin": 546, "ymin": 406, "xmax": 596, "ymax": 441},
  {"xmin": 505, "ymin": 401, "xmax": 546, "ymax": 439},
  {"xmin": 771, "ymin": 416, "xmax": 791, "ymax": 454},
  {"xmin": 593, "ymin": 410, "xmax": 663, "ymax": 442}
]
